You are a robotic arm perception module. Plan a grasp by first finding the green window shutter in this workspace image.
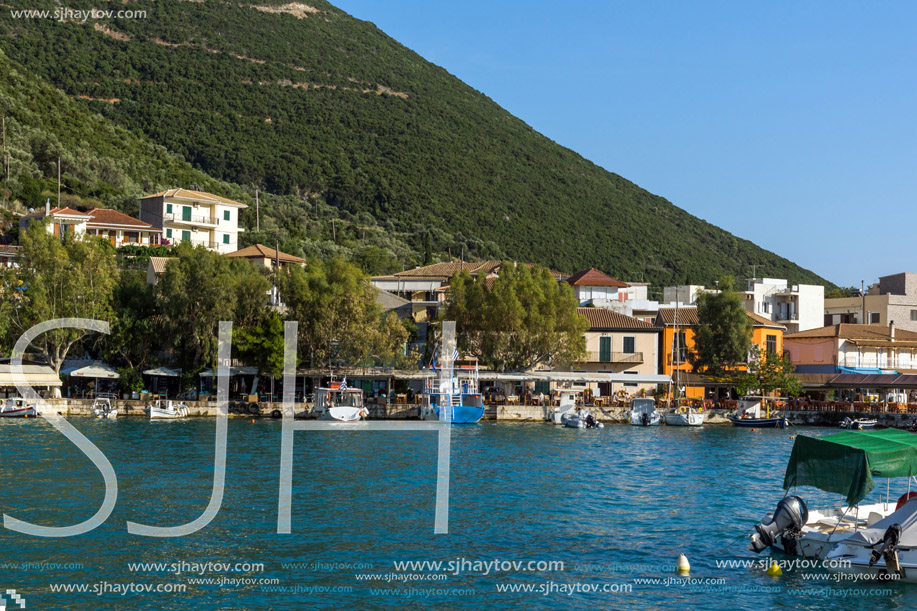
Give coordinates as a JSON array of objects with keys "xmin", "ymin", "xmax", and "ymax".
[
  {"xmin": 223, "ymin": 234, "xmax": 229, "ymax": 244},
  {"xmin": 623, "ymin": 337, "xmax": 635, "ymax": 354},
  {"xmin": 599, "ymin": 336, "xmax": 611, "ymax": 362},
  {"xmin": 182, "ymin": 230, "xmax": 190, "ymax": 242},
  {"xmin": 535, "ymin": 381, "xmax": 551, "ymax": 394},
  {"xmin": 182, "ymin": 207, "xmax": 192, "ymax": 221},
  {"xmin": 166, "ymin": 204, "xmax": 172, "ymax": 214},
  {"xmin": 166, "ymin": 229, "xmax": 172, "ymax": 238},
  {"xmin": 224, "ymin": 210, "xmax": 230, "ymax": 221}
]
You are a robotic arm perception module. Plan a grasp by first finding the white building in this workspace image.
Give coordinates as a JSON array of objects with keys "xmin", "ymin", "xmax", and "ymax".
[
  {"xmin": 742, "ymin": 277, "xmax": 824, "ymax": 334},
  {"xmin": 19, "ymin": 205, "xmax": 90, "ymax": 238},
  {"xmin": 19, "ymin": 203, "xmax": 160, "ymax": 246},
  {"xmin": 0, "ymin": 245, "xmax": 19, "ymax": 267},
  {"xmin": 662, "ymin": 285, "xmax": 717, "ymax": 306},
  {"xmin": 138, "ymin": 188, "xmax": 246, "ymax": 254}
]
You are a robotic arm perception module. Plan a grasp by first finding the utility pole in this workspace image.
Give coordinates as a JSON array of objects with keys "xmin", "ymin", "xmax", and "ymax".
[
  {"xmin": 255, "ymin": 187, "xmax": 260, "ymax": 232},
  {"xmin": 1, "ymin": 114, "xmax": 6, "ymax": 185},
  {"xmin": 861, "ymin": 280, "xmax": 866, "ymax": 325}
]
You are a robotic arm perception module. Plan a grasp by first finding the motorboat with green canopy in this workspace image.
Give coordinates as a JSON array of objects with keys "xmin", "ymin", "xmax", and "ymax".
[{"xmin": 747, "ymin": 429, "xmax": 917, "ymax": 559}]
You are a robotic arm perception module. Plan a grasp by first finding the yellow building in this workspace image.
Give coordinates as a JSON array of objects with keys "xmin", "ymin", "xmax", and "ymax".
[{"xmin": 655, "ymin": 307, "xmax": 786, "ymax": 398}]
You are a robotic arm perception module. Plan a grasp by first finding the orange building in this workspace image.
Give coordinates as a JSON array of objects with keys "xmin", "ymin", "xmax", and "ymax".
[{"xmin": 655, "ymin": 306, "xmax": 786, "ymax": 398}]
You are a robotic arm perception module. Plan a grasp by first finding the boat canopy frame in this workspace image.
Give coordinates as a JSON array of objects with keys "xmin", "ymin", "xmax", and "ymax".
[{"xmin": 784, "ymin": 429, "xmax": 917, "ymax": 506}]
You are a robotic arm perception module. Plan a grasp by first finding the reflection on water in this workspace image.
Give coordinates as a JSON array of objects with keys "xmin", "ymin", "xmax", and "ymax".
[{"xmin": 0, "ymin": 419, "xmax": 914, "ymax": 610}]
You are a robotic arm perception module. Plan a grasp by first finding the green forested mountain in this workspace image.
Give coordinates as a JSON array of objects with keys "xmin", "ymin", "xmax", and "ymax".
[{"xmin": 0, "ymin": 0, "xmax": 832, "ymax": 286}]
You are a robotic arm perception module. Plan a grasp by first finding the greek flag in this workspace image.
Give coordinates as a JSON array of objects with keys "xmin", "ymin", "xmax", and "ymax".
[{"xmin": 340, "ymin": 377, "xmax": 348, "ymax": 391}]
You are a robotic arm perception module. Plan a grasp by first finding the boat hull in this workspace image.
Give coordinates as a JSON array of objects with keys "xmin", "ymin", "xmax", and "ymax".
[
  {"xmin": 664, "ymin": 412, "xmax": 704, "ymax": 427},
  {"xmin": 94, "ymin": 410, "xmax": 118, "ymax": 419},
  {"xmin": 0, "ymin": 406, "xmax": 37, "ymax": 418},
  {"xmin": 429, "ymin": 405, "xmax": 484, "ymax": 424},
  {"xmin": 321, "ymin": 406, "xmax": 367, "ymax": 422},
  {"xmin": 728, "ymin": 415, "xmax": 787, "ymax": 428}
]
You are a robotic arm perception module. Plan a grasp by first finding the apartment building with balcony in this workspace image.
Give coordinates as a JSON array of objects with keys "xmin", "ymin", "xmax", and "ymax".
[
  {"xmin": 138, "ymin": 188, "xmax": 246, "ymax": 254},
  {"xmin": 576, "ymin": 307, "xmax": 661, "ymax": 396},
  {"xmin": 741, "ymin": 277, "xmax": 824, "ymax": 333},
  {"xmin": 824, "ymin": 273, "xmax": 917, "ymax": 332},
  {"xmin": 785, "ymin": 322, "xmax": 917, "ymax": 374}
]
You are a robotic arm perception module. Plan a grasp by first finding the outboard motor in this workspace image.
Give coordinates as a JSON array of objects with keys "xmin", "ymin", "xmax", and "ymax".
[
  {"xmin": 640, "ymin": 412, "xmax": 649, "ymax": 426},
  {"xmin": 749, "ymin": 496, "xmax": 809, "ymax": 553},
  {"xmin": 869, "ymin": 523, "xmax": 902, "ymax": 573},
  {"xmin": 585, "ymin": 413, "xmax": 596, "ymax": 428}
]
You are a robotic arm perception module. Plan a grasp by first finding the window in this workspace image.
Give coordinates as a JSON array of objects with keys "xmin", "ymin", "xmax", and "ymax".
[
  {"xmin": 127, "ymin": 232, "xmax": 139, "ymax": 244},
  {"xmin": 623, "ymin": 336, "xmax": 635, "ymax": 354},
  {"xmin": 674, "ymin": 331, "xmax": 688, "ymax": 364},
  {"xmin": 599, "ymin": 337, "xmax": 611, "ymax": 362},
  {"xmin": 182, "ymin": 206, "xmax": 192, "ymax": 221},
  {"xmin": 623, "ymin": 371, "xmax": 638, "ymax": 387},
  {"xmin": 181, "ymin": 230, "xmax": 190, "ymax": 243},
  {"xmin": 815, "ymin": 346, "xmax": 824, "ymax": 362},
  {"xmin": 911, "ymin": 310, "xmax": 917, "ymax": 322},
  {"xmin": 166, "ymin": 229, "xmax": 172, "ymax": 238},
  {"xmin": 869, "ymin": 312, "xmax": 880, "ymax": 324},
  {"xmin": 166, "ymin": 203, "xmax": 172, "ymax": 214},
  {"xmin": 766, "ymin": 335, "xmax": 777, "ymax": 354},
  {"xmin": 222, "ymin": 234, "xmax": 230, "ymax": 244},
  {"xmin": 223, "ymin": 210, "xmax": 230, "ymax": 221}
]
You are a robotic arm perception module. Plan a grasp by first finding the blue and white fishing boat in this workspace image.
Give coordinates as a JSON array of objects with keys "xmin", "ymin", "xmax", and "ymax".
[
  {"xmin": 420, "ymin": 321, "xmax": 484, "ymax": 424},
  {"xmin": 727, "ymin": 398, "xmax": 788, "ymax": 428}
]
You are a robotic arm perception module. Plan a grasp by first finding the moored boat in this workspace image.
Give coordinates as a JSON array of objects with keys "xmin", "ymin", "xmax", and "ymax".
[
  {"xmin": 561, "ymin": 407, "xmax": 604, "ymax": 429},
  {"xmin": 0, "ymin": 397, "xmax": 37, "ymax": 418},
  {"xmin": 629, "ymin": 398, "xmax": 661, "ymax": 426},
  {"xmin": 747, "ymin": 429, "xmax": 913, "ymax": 560},
  {"xmin": 664, "ymin": 405, "xmax": 704, "ymax": 427},
  {"xmin": 419, "ymin": 321, "xmax": 484, "ymax": 424},
  {"xmin": 315, "ymin": 381, "xmax": 368, "ymax": 422},
  {"xmin": 92, "ymin": 394, "xmax": 118, "ymax": 419},
  {"xmin": 149, "ymin": 399, "xmax": 189, "ymax": 419},
  {"xmin": 840, "ymin": 416, "xmax": 877, "ymax": 430},
  {"xmin": 727, "ymin": 398, "xmax": 788, "ymax": 428},
  {"xmin": 547, "ymin": 389, "xmax": 582, "ymax": 425}
]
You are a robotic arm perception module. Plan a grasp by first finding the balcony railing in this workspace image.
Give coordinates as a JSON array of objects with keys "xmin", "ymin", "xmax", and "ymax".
[
  {"xmin": 165, "ymin": 212, "xmax": 218, "ymax": 226},
  {"xmin": 584, "ymin": 351, "xmax": 644, "ymax": 364}
]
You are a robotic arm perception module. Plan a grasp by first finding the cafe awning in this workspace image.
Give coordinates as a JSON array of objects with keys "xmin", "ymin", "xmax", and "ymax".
[
  {"xmin": 61, "ymin": 360, "xmax": 119, "ymax": 379},
  {"xmin": 199, "ymin": 367, "xmax": 259, "ymax": 377},
  {"xmin": 0, "ymin": 362, "xmax": 63, "ymax": 387},
  {"xmin": 143, "ymin": 367, "xmax": 182, "ymax": 377}
]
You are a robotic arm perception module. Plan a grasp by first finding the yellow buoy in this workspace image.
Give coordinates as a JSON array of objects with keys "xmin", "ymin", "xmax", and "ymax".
[
  {"xmin": 676, "ymin": 553, "xmax": 690, "ymax": 574},
  {"xmin": 767, "ymin": 561, "xmax": 782, "ymax": 577}
]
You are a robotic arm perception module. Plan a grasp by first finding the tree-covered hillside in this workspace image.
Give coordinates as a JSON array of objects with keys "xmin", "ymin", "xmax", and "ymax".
[{"xmin": 0, "ymin": 0, "xmax": 833, "ymax": 286}]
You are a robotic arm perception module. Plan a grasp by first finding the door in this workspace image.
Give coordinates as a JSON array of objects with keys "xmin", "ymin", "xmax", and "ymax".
[
  {"xmin": 599, "ymin": 336, "xmax": 611, "ymax": 362},
  {"xmin": 182, "ymin": 206, "xmax": 192, "ymax": 221}
]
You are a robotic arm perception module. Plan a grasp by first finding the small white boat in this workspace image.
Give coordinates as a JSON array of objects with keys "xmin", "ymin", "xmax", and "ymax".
[
  {"xmin": 664, "ymin": 404, "xmax": 704, "ymax": 427},
  {"xmin": 748, "ymin": 429, "xmax": 909, "ymax": 560},
  {"xmin": 316, "ymin": 383, "xmax": 368, "ymax": 422},
  {"xmin": 826, "ymin": 498, "xmax": 917, "ymax": 582},
  {"xmin": 92, "ymin": 394, "xmax": 118, "ymax": 419},
  {"xmin": 149, "ymin": 399, "xmax": 189, "ymax": 419},
  {"xmin": 547, "ymin": 389, "xmax": 582, "ymax": 425},
  {"xmin": 0, "ymin": 397, "xmax": 38, "ymax": 418},
  {"xmin": 840, "ymin": 416, "xmax": 877, "ymax": 430},
  {"xmin": 561, "ymin": 407, "xmax": 604, "ymax": 429},
  {"xmin": 629, "ymin": 398, "xmax": 661, "ymax": 426}
]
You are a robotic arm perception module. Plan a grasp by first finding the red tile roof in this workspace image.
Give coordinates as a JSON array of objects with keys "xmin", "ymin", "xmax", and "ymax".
[
  {"xmin": 225, "ymin": 244, "xmax": 305, "ymax": 264},
  {"xmin": 565, "ymin": 268, "xmax": 629, "ymax": 288},
  {"xmin": 391, "ymin": 260, "xmax": 502, "ymax": 279},
  {"xmin": 85, "ymin": 208, "xmax": 154, "ymax": 230},
  {"xmin": 578, "ymin": 308, "xmax": 659, "ymax": 330},
  {"xmin": 786, "ymin": 324, "xmax": 917, "ymax": 341}
]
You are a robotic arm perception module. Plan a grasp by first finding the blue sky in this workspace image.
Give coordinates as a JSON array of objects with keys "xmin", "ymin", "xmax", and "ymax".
[{"xmin": 332, "ymin": 0, "xmax": 916, "ymax": 287}]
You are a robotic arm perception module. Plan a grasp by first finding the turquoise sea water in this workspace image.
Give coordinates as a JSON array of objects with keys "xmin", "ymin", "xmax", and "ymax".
[{"xmin": 1, "ymin": 419, "xmax": 916, "ymax": 610}]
